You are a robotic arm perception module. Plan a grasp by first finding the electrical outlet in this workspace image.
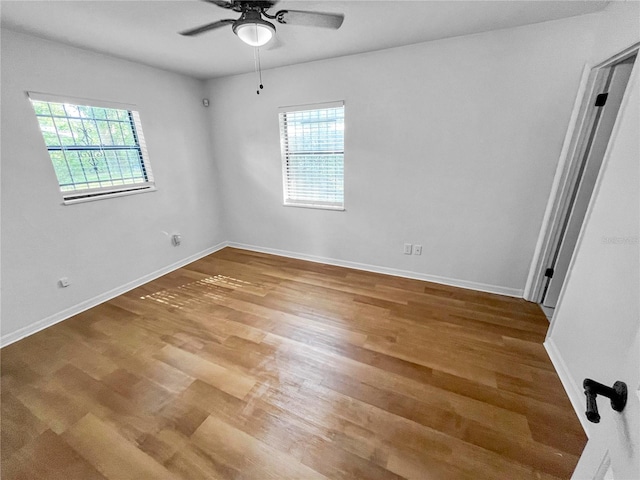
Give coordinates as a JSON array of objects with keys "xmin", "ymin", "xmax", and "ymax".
[
  {"xmin": 59, "ymin": 277, "xmax": 70, "ymax": 288},
  {"xmin": 403, "ymin": 243, "xmax": 413, "ymax": 255},
  {"xmin": 172, "ymin": 234, "xmax": 181, "ymax": 246},
  {"xmin": 414, "ymin": 245, "xmax": 422, "ymax": 255}
]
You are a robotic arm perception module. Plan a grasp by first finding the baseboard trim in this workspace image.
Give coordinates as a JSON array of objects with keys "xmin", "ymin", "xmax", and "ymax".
[
  {"xmin": 544, "ymin": 337, "xmax": 591, "ymax": 436},
  {"xmin": 1, "ymin": 241, "xmax": 524, "ymax": 347},
  {"xmin": 0, "ymin": 241, "xmax": 228, "ymax": 348},
  {"xmin": 228, "ymin": 242, "xmax": 524, "ymax": 298}
]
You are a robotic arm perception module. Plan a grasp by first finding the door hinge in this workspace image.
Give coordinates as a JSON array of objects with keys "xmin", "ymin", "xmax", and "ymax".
[
  {"xmin": 545, "ymin": 268, "xmax": 554, "ymax": 278},
  {"xmin": 595, "ymin": 93, "xmax": 608, "ymax": 107}
]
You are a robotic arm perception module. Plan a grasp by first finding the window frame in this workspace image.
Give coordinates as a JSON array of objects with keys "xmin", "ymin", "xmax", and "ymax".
[
  {"xmin": 278, "ymin": 100, "xmax": 345, "ymax": 211},
  {"xmin": 28, "ymin": 91, "xmax": 155, "ymax": 205}
]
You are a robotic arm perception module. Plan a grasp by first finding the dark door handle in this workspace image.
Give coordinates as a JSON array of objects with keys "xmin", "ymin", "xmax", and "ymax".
[{"xmin": 583, "ymin": 378, "xmax": 627, "ymax": 423}]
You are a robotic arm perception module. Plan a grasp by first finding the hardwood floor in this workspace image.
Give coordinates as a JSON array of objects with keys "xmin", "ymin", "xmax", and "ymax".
[{"xmin": 1, "ymin": 247, "xmax": 587, "ymax": 479}]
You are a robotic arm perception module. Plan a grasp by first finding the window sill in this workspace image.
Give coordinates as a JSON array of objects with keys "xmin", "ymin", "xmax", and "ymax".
[
  {"xmin": 283, "ymin": 202, "xmax": 345, "ymax": 211},
  {"xmin": 63, "ymin": 185, "xmax": 156, "ymax": 205}
]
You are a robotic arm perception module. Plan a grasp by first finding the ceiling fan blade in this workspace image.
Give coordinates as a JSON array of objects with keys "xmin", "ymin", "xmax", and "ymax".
[
  {"xmin": 179, "ymin": 19, "xmax": 235, "ymax": 36},
  {"xmin": 202, "ymin": 0, "xmax": 235, "ymax": 9},
  {"xmin": 275, "ymin": 9, "xmax": 344, "ymax": 29}
]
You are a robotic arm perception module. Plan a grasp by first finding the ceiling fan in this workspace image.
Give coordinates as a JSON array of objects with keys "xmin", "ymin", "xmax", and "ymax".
[{"xmin": 179, "ymin": 0, "xmax": 345, "ymax": 47}]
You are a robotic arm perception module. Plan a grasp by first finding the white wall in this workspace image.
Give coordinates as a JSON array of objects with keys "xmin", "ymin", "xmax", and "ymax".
[
  {"xmin": 205, "ymin": 13, "xmax": 601, "ymax": 296},
  {"xmin": 589, "ymin": 1, "xmax": 640, "ymax": 65},
  {"xmin": 0, "ymin": 29, "xmax": 226, "ymax": 343}
]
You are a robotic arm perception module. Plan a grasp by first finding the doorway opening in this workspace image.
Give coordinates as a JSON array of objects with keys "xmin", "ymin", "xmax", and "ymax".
[{"xmin": 524, "ymin": 44, "xmax": 639, "ymax": 319}]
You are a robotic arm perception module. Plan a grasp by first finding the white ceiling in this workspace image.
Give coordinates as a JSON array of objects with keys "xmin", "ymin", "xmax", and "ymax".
[{"xmin": 1, "ymin": 0, "xmax": 608, "ymax": 79}]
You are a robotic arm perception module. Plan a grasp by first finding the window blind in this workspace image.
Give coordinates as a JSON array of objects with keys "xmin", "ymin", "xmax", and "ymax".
[{"xmin": 279, "ymin": 101, "xmax": 344, "ymax": 210}]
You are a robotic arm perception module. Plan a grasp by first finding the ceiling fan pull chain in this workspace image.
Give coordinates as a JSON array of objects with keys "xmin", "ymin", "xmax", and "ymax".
[
  {"xmin": 254, "ymin": 46, "xmax": 264, "ymax": 95},
  {"xmin": 253, "ymin": 46, "xmax": 259, "ymax": 94}
]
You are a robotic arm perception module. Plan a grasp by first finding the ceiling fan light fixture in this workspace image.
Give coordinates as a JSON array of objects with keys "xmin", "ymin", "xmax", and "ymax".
[{"xmin": 233, "ymin": 16, "xmax": 275, "ymax": 47}]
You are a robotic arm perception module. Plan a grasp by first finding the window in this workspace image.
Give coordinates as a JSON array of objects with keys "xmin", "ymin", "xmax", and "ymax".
[
  {"xmin": 279, "ymin": 101, "xmax": 344, "ymax": 210},
  {"xmin": 28, "ymin": 92, "xmax": 154, "ymax": 203}
]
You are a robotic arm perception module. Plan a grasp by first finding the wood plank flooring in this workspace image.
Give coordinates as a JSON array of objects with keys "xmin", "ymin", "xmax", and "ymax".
[{"xmin": 1, "ymin": 247, "xmax": 587, "ymax": 479}]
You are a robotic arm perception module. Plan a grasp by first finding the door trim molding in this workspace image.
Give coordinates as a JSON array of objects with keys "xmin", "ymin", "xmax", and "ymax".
[
  {"xmin": 524, "ymin": 43, "xmax": 639, "ymax": 305},
  {"xmin": 523, "ymin": 63, "xmax": 595, "ymax": 303}
]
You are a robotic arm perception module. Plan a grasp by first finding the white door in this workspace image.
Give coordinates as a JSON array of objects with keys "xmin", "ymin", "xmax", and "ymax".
[
  {"xmin": 571, "ymin": 329, "xmax": 639, "ymax": 479},
  {"xmin": 543, "ymin": 58, "xmax": 635, "ymax": 308},
  {"xmin": 546, "ymin": 56, "xmax": 639, "ymax": 479}
]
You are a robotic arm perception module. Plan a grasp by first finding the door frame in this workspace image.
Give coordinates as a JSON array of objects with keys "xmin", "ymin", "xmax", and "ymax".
[{"xmin": 523, "ymin": 43, "xmax": 639, "ymax": 306}]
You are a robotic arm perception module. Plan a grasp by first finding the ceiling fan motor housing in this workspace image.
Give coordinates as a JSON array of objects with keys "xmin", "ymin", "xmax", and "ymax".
[{"xmin": 226, "ymin": 1, "xmax": 277, "ymax": 13}]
